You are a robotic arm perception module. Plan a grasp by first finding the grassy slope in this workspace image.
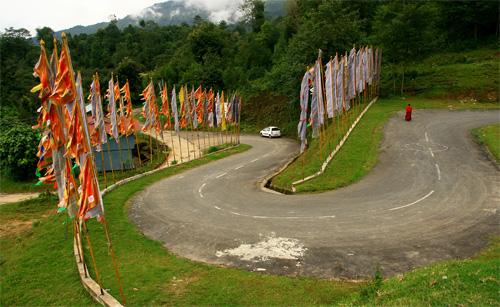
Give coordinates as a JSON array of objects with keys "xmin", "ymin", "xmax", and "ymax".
[
  {"xmin": 350, "ymin": 238, "xmax": 500, "ymax": 306},
  {"xmin": 391, "ymin": 47, "xmax": 499, "ymax": 102},
  {"xmin": 472, "ymin": 123, "xmax": 500, "ymax": 163}
]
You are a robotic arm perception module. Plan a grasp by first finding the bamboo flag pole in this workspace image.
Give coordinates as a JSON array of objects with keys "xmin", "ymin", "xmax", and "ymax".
[
  {"xmin": 195, "ymin": 92, "xmax": 201, "ymax": 156},
  {"xmin": 111, "ymin": 74, "xmax": 125, "ymax": 174},
  {"xmin": 177, "ymin": 132, "xmax": 183, "ymax": 163},
  {"xmin": 154, "ymin": 129, "xmax": 160, "ymax": 160},
  {"xmin": 157, "ymin": 82, "xmax": 169, "ymax": 166},
  {"xmin": 105, "ymin": 139, "xmax": 116, "ymax": 182},
  {"xmin": 158, "ymin": 116, "xmax": 169, "ymax": 166},
  {"xmin": 182, "ymin": 86, "xmax": 191, "ymax": 161},
  {"xmin": 355, "ymin": 46, "xmax": 361, "ymax": 120},
  {"xmin": 101, "ymin": 218, "xmax": 126, "ymax": 304},
  {"xmin": 159, "ymin": 126, "xmax": 169, "ymax": 166},
  {"xmin": 148, "ymin": 132, "xmax": 153, "ymax": 165},
  {"xmin": 99, "ymin": 149, "xmax": 108, "ymax": 188},
  {"xmin": 163, "ymin": 82, "xmax": 176, "ymax": 164},
  {"xmin": 236, "ymin": 94, "xmax": 240, "ymax": 145},
  {"xmin": 116, "ymin": 135, "xmax": 125, "ymax": 173},
  {"xmin": 122, "ymin": 106, "xmax": 134, "ymax": 169},
  {"xmin": 328, "ymin": 56, "xmax": 335, "ymax": 151},
  {"xmin": 238, "ymin": 95, "xmax": 242, "ymax": 145},
  {"xmin": 117, "ymin": 78, "xmax": 133, "ymax": 169},
  {"xmin": 82, "ymin": 221, "xmax": 105, "ymax": 295},
  {"xmin": 167, "ymin": 121, "xmax": 175, "ymax": 164},
  {"xmin": 188, "ymin": 87, "xmax": 196, "ymax": 159},
  {"xmin": 123, "ymin": 79, "xmax": 142, "ymax": 168},
  {"xmin": 332, "ymin": 57, "xmax": 340, "ymax": 147},
  {"xmin": 133, "ymin": 126, "xmax": 142, "ymax": 167},
  {"xmin": 342, "ymin": 54, "xmax": 348, "ymax": 136},
  {"xmin": 74, "ymin": 221, "xmax": 87, "ymax": 276},
  {"xmin": 344, "ymin": 51, "xmax": 353, "ymax": 126},
  {"xmin": 63, "ymin": 33, "xmax": 126, "ymax": 303},
  {"xmin": 318, "ymin": 51, "xmax": 328, "ymax": 145}
]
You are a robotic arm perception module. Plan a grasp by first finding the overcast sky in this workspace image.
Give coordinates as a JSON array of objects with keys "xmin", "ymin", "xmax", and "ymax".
[{"xmin": 0, "ymin": 0, "xmax": 244, "ymax": 35}]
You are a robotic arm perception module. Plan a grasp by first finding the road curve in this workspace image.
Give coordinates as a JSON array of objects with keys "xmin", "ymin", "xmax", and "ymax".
[{"xmin": 130, "ymin": 110, "xmax": 500, "ymax": 279}]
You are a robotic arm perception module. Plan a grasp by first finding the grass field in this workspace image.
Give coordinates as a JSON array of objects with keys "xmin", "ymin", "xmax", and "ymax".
[
  {"xmin": 382, "ymin": 47, "xmax": 499, "ymax": 102},
  {"xmin": 472, "ymin": 123, "xmax": 500, "ymax": 163},
  {"xmin": 2, "ymin": 142, "xmax": 499, "ymax": 306},
  {"xmin": 271, "ymin": 98, "xmax": 499, "ymax": 193}
]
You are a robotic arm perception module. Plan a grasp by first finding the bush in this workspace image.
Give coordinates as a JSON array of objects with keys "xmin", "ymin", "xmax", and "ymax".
[{"xmin": 0, "ymin": 122, "xmax": 40, "ymax": 180}]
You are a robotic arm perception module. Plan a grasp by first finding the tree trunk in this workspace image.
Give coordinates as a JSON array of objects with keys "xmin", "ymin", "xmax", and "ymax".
[{"xmin": 400, "ymin": 67, "xmax": 405, "ymax": 96}]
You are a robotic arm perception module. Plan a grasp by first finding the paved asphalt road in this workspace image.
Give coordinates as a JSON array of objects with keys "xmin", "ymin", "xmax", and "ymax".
[{"xmin": 130, "ymin": 110, "xmax": 499, "ymax": 279}]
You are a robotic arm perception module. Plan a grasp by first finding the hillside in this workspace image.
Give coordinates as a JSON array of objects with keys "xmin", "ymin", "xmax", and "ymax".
[{"xmin": 382, "ymin": 46, "xmax": 500, "ymax": 102}]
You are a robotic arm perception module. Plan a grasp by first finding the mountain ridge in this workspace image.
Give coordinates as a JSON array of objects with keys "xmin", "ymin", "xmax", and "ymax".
[{"xmin": 56, "ymin": 0, "xmax": 285, "ymax": 36}]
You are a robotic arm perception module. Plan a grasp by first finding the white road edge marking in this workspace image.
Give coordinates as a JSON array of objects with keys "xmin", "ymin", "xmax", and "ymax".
[
  {"xmin": 435, "ymin": 163, "xmax": 441, "ymax": 181},
  {"xmin": 389, "ymin": 190, "xmax": 435, "ymax": 211},
  {"xmin": 250, "ymin": 158, "xmax": 259, "ymax": 163},
  {"xmin": 425, "ymin": 132, "xmax": 429, "ymax": 143},
  {"xmin": 198, "ymin": 183, "xmax": 206, "ymax": 198},
  {"xmin": 214, "ymin": 206, "xmax": 221, "ymax": 210},
  {"xmin": 235, "ymin": 165, "xmax": 245, "ymax": 170},
  {"xmin": 228, "ymin": 211, "xmax": 335, "ymax": 220},
  {"xmin": 216, "ymin": 172, "xmax": 227, "ymax": 178}
]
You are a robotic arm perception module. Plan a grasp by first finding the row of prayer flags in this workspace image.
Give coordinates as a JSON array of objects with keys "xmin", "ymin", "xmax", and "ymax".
[{"xmin": 298, "ymin": 46, "xmax": 382, "ymax": 153}]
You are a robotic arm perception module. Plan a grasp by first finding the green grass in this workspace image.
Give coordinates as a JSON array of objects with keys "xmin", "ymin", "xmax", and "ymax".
[
  {"xmin": 472, "ymin": 123, "xmax": 500, "ymax": 163},
  {"xmin": 349, "ymin": 238, "xmax": 500, "ymax": 306},
  {"xmin": 0, "ymin": 194, "xmax": 98, "ymax": 306},
  {"xmin": 271, "ymin": 97, "xmax": 499, "ymax": 193},
  {"xmin": 2, "ymin": 142, "xmax": 499, "ymax": 305},
  {"xmin": 0, "ymin": 174, "xmax": 52, "ymax": 194},
  {"xmin": 383, "ymin": 47, "xmax": 499, "ymax": 102}
]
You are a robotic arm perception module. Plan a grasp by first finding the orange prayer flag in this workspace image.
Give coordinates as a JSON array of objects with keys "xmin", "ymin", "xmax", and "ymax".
[
  {"xmin": 31, "ymin": 40, "xmax": 51, "ymax": 101},
  {"xmin": 77, "ymin": 155, "xmax": 103, "ymax": 219},
  {"xmin": 50, "ymin": 34, "xmax": 76, "ymax": 105}
]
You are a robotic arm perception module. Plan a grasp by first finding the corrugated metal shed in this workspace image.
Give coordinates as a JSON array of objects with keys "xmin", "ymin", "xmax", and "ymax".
[{"xmin": 94, "ymin": 135, "xmax": 136, "ymax": 171}]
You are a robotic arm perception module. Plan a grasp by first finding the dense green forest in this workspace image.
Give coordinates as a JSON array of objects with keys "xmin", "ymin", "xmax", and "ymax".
[{"xmin": 0, "ymin": 0, "xmax": 498, "ymax": 180}]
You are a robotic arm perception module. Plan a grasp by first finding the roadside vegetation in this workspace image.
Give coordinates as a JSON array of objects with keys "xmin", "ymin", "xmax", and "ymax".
[{"xmin": 471, "ymin": 123, "xmax": 500, "ymax": 163}]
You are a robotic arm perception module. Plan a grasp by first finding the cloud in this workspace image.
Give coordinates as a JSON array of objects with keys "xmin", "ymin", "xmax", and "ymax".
[{"xmin": 185, "ymin": 0, "xmax": 244, "ymax": 22}]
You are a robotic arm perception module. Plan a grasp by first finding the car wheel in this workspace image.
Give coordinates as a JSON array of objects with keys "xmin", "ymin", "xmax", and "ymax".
[{"xmin": 268, "ymin": 134, "xmax": 272, "ymax": 139}]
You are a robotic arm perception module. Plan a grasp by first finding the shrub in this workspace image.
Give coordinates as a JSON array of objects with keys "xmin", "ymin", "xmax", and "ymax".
[{"xmin": 0, "ymin": 122, "xmax": 40, "ymax": 180}]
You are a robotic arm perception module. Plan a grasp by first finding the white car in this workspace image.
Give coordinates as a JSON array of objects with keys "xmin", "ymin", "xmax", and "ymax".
[{"xmin": 260, "ymin": 126, "xmax": 281, "ymax": 138}]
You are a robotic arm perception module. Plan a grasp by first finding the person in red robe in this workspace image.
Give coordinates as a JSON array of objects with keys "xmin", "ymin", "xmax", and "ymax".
[{"xmin": 405, "ymin": 104, "xmax": 412, "ymax": 121}]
